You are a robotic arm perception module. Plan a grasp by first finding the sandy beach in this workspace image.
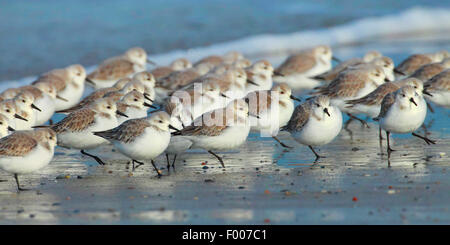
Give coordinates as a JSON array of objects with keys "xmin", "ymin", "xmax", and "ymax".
[{"xmin": 0, "ymin": 114, "xmax": 448, "ymax": 225}]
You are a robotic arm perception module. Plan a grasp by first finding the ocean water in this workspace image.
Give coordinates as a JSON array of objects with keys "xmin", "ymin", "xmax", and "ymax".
[{"xmin": 0, "ymin": 0, "xmax": 449, "ymax": 81}]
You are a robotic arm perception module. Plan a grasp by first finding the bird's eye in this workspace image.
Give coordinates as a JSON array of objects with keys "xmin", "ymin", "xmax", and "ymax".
[
  {"xmin": 6, "ymin": 109, "xmax": 10, "ymax": 113},
  {"xmin": 159, "ymin": 120, "xmax": 163, "ymax": 123},
  {"xmin": 414, "ymin": 86, "xmax": 417, "ymax": 89},
  {"xmin": 49, "ymin": 136, "xmax": 53, "ymax": 140},
  {"xmin": 76, "ymin": 72, "xmax": 81, "ymax": 76},
  {"xmin": 384, "ymin": 65, "xmax": 388, "ymax": 68},
  {"xmin": 316, "ymin": 103, "xmax": 320, "ymax": 107},
  {"xmin": 376, "ymin": 74, "xmax": 380, "ymax": 77},
  {"xmin": 238, "ymin": 75, "xmax": 242, "ymax": 78},
  {"xmin": 22, "ymin": 100, "xmax": 26, "ymax": 103},
  {"xmin": 402, "ymin": 94, "xmax": 406, "ymax": 97},
  {"xmin": 107, "ymin": 106, "xmax": 111, "ymax": 109},
  {"xmin": 280, "ymin": 92, "xmax": 285, "ymax": 94},
  {"xmin": 134, "ymin": 99, "xmax": 138, "ymax": 101},
  {"xmin": 0, "ymin": 122, "xmax": 3, "ymax": 125},
  {"xmin": 264, "ymin": 66, "xmax": 268, "ymax": 70}
]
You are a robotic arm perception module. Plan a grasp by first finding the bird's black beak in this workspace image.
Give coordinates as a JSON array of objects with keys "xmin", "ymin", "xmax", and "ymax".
[
  {"xmin": 247, "ymin": 79, "xmax": 259, "ymax": 86},
  {"xmin": 220, "ymin": 93, "xmax": 229, "ymax": 98},
  {"xmin": 332, "ymin": 56, "xmax": 341, "ymax": 63},
  {"xmin": 169, "ymin": 124, "xmax": 180, "ymax": 132},
  {"xmin": 323, "ymin": 108, "xmax": 331, "ymax": 117},
  {"xmin": 14, "ymin": 114, "xmax": 28, "ymax": 121},
  {"xmin": 290, "ymin": 95, "xmax": 302, "ymax": 102},
  {"xmin": 56, "ymin": 94, "xmax": 68, "ymax": 102},
  {"xmin": 248, "ymin": 112, "xmax": 260, "ymax": 119},
  {"xmin": 422, "ymin": 90, "xmax": 433, "ymax": 97},
  {"xmin": 273, "ymin": 71, "xmax": 284, "ymax": 77},
  {"xmin": 144, "ymin": 102, "xmax": 157, "ymax": 109},
  {"xmin": 394, "ymin": 69, "xmax": 406, "ymax": 76},
  {"xmin": 31, "ymin": 103, "xmax": 41, "ymax": 112},
  {"xmin": 116, "ymin": 110, "xmax": 129, "ymax": 118},
  {"xmin": 410, "ymin": 97, "xmax": 417, "ymax": 106},
  {"xmin": 85, "ymin": 78, "xmax": 96, "ymax": 85},
  {"xmin": 147, "ymin": 59, "xmax": 157, "ymax": 66},
  {"xmin": 7, "ymin": 126, "xmax": 15, "ymax": 132},
  {"xmin": 143, "ymin": 93, "xmax": 154, "ymax": 102}
]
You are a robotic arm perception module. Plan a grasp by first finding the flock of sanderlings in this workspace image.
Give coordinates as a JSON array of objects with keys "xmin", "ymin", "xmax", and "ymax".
[{"xmin": 0, "ymin": 45, "xmax": 448, "ymax": 192}]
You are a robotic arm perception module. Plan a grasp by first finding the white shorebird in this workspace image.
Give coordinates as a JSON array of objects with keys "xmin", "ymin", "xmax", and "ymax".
[
  {"xmin": 313, "ymin": 64, "xmax": 388, "ymax": 129},
  {"xmin": 246, "ymin": 84, "xmax": 301, "ymax": 147},
  {"xmin": 409, "ymin": 58, "xmax": 450, "ymax": 82},
  {"xmin": 374, "ymin": 86, "xmax": 433, "ymax": 162},
  {"xmin": 0, "ymin": 128, "xmax": 57, "ymax": 191},
  {"xmin": 21, "ymin": 84, "xmax": 57, "ymax": 125},
  {"xmin": 423, "ymin": 69, "xmax": 450, "ymax": 108},
  {"xmin": 151, "ymin": 58, "xmax": 192, "ymax": 81},
  {"xmin": 346, "ymin": 77, "xmax": 429, "ymax": 142},
  {"xmin": 172, "ymin": 99, "xmax": 254, "ymax": 168},
  {"xmin": 13, "ymin": 91, "xmax": 41, "ymax": 130},
  {"xmin": 281, "ymin": 95, "xmax": 342, "ymax": 162},
  {"xmin": 87, "ymin": 47, "xmax": 154, "ymax": 89},
  {"xmin": 394, "ymin": 50, "xmax": 449, "ymax": 77},
  {"xmin": 0, "ymin": 100, "xmax": 27, "ymax": 129},
  {"xmin": 132, "ymin": 71, "xmax": 157, "ymax": 103},
  {"xmin": 94, "ymin": 111, "xmax": 176, "ymax": 176},
  {"xmin": 116, "ymin": 90, "xmax": 155, "ymax": 124},
  {"xmin": 273, "ymin": 45, "xmax": 337, "ymax": 91},
  {"xmin": 51, "ymin": 97, "xmax": 126, "ymax": 165},
  {"xmin": 0, "ymin": 114, "xmax": 14, "ymax": 138},
  {"xmin": 155, "ymin": 63, "xmax": 214, "ymax": 103},
  {"xmin": 33, "ymin": 64, "xmax": 88, "ymax": 111},
  {"xmin": 193, "ymin": 51, "xmax": 245, "ymax": 67},
  {"xmin": 245, "ymin": 60, "xmax": 275, "ymax": 93}
]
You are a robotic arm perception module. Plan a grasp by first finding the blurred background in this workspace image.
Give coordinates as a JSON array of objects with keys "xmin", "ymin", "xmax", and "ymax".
[{"xmin": 0, "ymin": 0, "xmax": 449, "ymax": 81}]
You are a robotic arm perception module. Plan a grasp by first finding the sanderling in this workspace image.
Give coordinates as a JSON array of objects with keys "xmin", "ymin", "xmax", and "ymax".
[
  {"xmin": 0, "ymin": 128, "xmax": 57, "ymax": 191},
  {"xmin": 194, "ymin": 51, "xmax": 245, "ymax": 67},
  {"xmin": 172, "ymin": 80, "xmax": 225, "ymax": 123},
  {"xmin": 346, "ymin": 77, "xmax": 428, "ymax": 142},
  {"xmin": 57, "ymin": 78, "xmax": 131, "ymax": 113},
  {"xmin": 281, "ymin": 95, "xmax": 342, "ymax": 162},
  {"xmin": 273, "ymin": 45, "xmax": 337, "ymax": 91},
  {"xmin": 0, "ymin": 114, "xmax": 14, "ymax": 138},
  {"xmin": 245, "ymin": 60, "xmax": 275, "ymax": 93},
  {"xmin": 313, "ymin": 50, "xmax": 382, "ymax": 82},
  {"xmin": 116, "ymin": 90, "xmax": 155, "ymax": 124},
  {"xmin": 313, "ymin": 64, "xmax": 388, "ymax": 129},
  {"xmin": 246, "ymin": 83, "xmax": 301, "ymax": 147},
  {"xmin": 13, "ymin": 91, "xmax": 41, "ymax": 130},
  {"xmin": 21, "ymin": 84, "xmax": 57, "ymax": 126},
  {"xmin": 161, "ymin": 99, "xmax": 192, "ymax": 170},
  {"xmin": 0, "ymin": 88, "xmax": 21, "ymax": 101},
  {"xmin": 423, "ymin": 69, "xmax": 450, "ymax": 108},
  {"xmin": 33, "ymin": 64, "xmax": 88, "ymax": 111},
  {"xmin": 394, "ymin": 50, "xmax": 449, "ymax": 77},
  {"xmin": 409, "ymin": 58, "xmax": 450, "ymax": 82},
  {"xmin": 172, "ymin": 99, "xmax": 253, "ymax": 168},
  {"xmin": 94, "ymin": 111, "xmax": 175, "ymax": 176},
  {"xmin": 152, "ymin": 58, "xmax": 192, "ymax": 80},
  {"xmin": 155, "ymin": 63, "xmax": 214, "ymax": 102},
  {"xmin": 131, "ymin": 71, "xmax": 156, "ymax": 103},
  {"xmin": 87, "ymin": 47, "xmax": 152, "ymax": 89},
  {"xmin": 0, "ymin": 100, "xmax": 26, "ymax": 129},
  {"xmin": 51, "ymin": 97, "xmax": 126, "ymax": 165},
  {"xmin": 374, "ymin": 85, "xmax": 434, "ymax": 162}
]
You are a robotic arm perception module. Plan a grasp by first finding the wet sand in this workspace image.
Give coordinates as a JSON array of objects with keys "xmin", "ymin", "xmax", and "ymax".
[{"xmin": 0, "ymin": 109, "xmax": 449, "ymax": 224}]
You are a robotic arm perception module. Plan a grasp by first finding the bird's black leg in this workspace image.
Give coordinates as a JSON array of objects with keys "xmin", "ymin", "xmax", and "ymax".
[
  {"xmin": 412, "ymin": 132, "xmax": 436, "ymax": 145},
  {"xmin": 308, "ymin": 145, "xmax": 325, "ymax": 162},
  {"xmin": 386, "ymin": 131, "xmax": 395, "ymax": 160},
  {"xmin": 165, "ymin": 154, "xmax": 171, "ymax": 172},
  {"xmin": 151, "ymin": 160, "xmax": 162, "ymax": 177},
  {"xmin": 133, "ymin": 160, "xmax": 144, "ymax": 171},
  {"xmin": 14, "ymin": 174, "xmax": 29, "ymax": 192},
  {"xmin": 171, "ymin": 154, "xmax": 177, "ymax": 171},
  {"xmin": 80, "ymin": 150, "xmax": 106, "ymax": 165},
  {"xmin": 208, "ymin": 150, "xmax": 225, "ymax": 168},
  {"xmin": 272, "ymin": 136, "xmax": 293, "ymax": 148},
  {"xmin": 347, "ymin": 113, "xmax": 370, "ymax": 128}
]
